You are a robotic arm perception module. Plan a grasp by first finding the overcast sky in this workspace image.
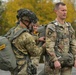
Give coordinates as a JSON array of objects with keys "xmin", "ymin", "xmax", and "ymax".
[{"xmin": 2, "ymin": 0, "xmax": 8, "ymax": 2}]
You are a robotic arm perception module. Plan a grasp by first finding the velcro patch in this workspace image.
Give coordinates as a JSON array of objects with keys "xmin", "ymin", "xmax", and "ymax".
[{"xmin": 0, "ymin": 44, "xmax": 6, "ymax": 50}]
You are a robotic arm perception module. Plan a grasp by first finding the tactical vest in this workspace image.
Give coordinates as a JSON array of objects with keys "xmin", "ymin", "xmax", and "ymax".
[{"xmin": 50, "ymin": 21, "xmax": 73, "ymax": 54}]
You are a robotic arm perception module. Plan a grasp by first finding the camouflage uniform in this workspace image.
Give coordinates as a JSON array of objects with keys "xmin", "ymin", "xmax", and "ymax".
[
  {"xmin": 11, "ymin": 25, "xmax": 42, "ymax": 75},
  {"xmin": 31, "ymin": 32, "xmax": 42, "ymax": 68},
  {"xmin": 31, "ymin": 26, "xmax": 46, "ymax": 75},
  {"xmin": 45, "ymin": 20, "xmax": 76, "ymax": 75},
  {"xmin": 31, "ymin": 31, "xmax": 39, "ymax": 45}
]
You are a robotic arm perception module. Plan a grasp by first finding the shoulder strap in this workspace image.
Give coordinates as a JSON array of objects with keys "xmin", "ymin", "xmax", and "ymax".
[
  {"xmin": 50, "ymin": 21, "xmax": 59, "ymax": 43},
  {"xmin": 4, "ymin": 27, "xmax": 15, "ymax": 38},
  {"xmin": 5, "ymin": 27, "xmax": 28, "ymax": 42},
  {"xmin": 12, "ymin": 28, "xmax": 28, "ymax": 41},
  {"xmin": 51, "ymin": 21, "xmax": 72, "ymax": 54},
  {"xmin": 66, "ymin": 22, "xmax": 73, "ymax": 53},
  {"xmin": 50, "ymin": 21, "xmax": 60, "ymax": 56},
  {"xmin": 51, "ymin": 21, "xmax": 72, "ymax": 42}
]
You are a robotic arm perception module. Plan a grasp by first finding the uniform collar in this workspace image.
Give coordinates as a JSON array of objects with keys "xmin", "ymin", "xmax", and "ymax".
[
  {"xmin": 17, "ymin": 24, "xmax": 29, "ymax": 32},
  {"xmin": 54, "ymin": 20, "xmax": 68, "ymax": 28}
]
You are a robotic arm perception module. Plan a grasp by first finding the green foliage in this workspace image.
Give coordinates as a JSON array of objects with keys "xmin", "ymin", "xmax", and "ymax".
[
  {"xmin": 36, "ymin": 1, "xmax": 55, "ymax": 24},
  {"xmin": 65, "ymin": 2, "xmax": 76, "ymax": 23},
  {"xmin": 63, "ymin": 0, "xmax": 76, "ymax": 36},
  {"xmin": 1, "ymin": 0, "xmax": 76, "ymax": 35},
  {"xmin": 0, "ymin": 0, "xmax": 5, "ymax": 35},
  {"xmin": 72, "ymin": 20, "xmax": 76, "ymax": 36}
]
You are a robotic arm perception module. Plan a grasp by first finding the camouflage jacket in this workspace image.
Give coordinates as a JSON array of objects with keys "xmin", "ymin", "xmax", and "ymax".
[
  {"xmin": 46, "ymin": 20, "xmax": 76, "ymax": 61},
  {"xmin": 12, "ymin": 25, "xmax": 42, "ymax": 67}
]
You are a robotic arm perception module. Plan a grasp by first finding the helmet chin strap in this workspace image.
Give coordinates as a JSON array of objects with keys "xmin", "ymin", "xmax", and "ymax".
[
  {"xmin": 29, "ymin": 25, "xmax": 33, "ymax": 33},
  {"xmin": 21, "ymin": 19, "xmax": 31, "ymax": 29}
]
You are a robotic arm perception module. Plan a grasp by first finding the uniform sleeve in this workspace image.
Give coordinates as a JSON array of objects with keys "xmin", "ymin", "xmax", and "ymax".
[
  {"xmin": 24, "ymin": 33, "xmax": 42, "ymax": 67},
  {"xmin": 46, "ymin": 24, "xmax": 58, "ymax": 61},
  {"xmin": 25, "ymin": 33, "xmax": 42, "ymax": 56},
  {"xmin": 70, "ymin": 27, "xmax": 76, "ymax": 59}
]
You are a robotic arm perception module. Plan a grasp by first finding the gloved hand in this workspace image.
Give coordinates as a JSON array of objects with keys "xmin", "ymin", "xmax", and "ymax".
[{"xmin": 27, "ymin": 63, "xmax": 37, "ymax": 75}]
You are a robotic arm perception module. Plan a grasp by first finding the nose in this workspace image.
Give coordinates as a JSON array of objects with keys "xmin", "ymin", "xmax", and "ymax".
[{"xmin": 64, "ymin": 10, "xmax": 67, "ymax": 14}]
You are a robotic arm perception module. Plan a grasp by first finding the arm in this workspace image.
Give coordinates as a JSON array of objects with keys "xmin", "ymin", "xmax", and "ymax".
[
  {"xmin": 70, "ymin": 26, "xmax": 76, "ymax": 68},
  {"xmin": 22, "ymin": 32, "xmax": 43, "ymax": 74},
  {"xmin": 25, "ymin": 34, "xmax": 42, "ymax": 56},
  {"xmin": 25, "ymin": 33, "xmax": 42, "ymax": 67},
  {"xmin": 46, "ymin": 24, "xmax": 61, "ymax": 69},
  {"xmin": 46, "ymin": 24, "xmax": 57, "ymax": 61}
]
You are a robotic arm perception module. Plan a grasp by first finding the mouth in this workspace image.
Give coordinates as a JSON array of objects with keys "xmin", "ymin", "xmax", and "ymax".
[{"xmin": 63, "ymin": 15, "xmax": 66, "ymax": 18}]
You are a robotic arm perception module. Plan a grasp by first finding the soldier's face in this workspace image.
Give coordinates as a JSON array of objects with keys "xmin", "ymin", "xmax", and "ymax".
[
  {"xmin": 33, "ymin": 24, "xmax": 38, "ymax": 32},
  {"xmin": 29, "ymin": 23, "xmax": 38, "ymax": 32},
  {"xmin": 23, "ymin": 20, "xmax": 30, "ymax": 26},
  {"xmin": 55, "ymin": 5, "xmax": 67, "ymax": 20}
]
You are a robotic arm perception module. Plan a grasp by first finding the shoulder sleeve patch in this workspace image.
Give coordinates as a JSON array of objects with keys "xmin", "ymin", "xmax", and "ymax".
[
  {"xmin": 47, "ymin": 24, "xmax": 55, "ymax": 32},
  {"xmin": 0, "ymin": 44, "xmax": 5, "ymax": 51}
]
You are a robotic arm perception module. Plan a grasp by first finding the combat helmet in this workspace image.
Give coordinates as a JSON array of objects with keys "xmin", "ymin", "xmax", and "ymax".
[{"xmin": 16, "ymin": 8, "xmax": 38, "ymax": 24}]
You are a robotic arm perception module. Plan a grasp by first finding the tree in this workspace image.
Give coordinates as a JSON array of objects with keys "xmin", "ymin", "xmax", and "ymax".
[
  {"xmin": 66, "ymin": 2, "xmax": 76, "ymax": 23},
  {"xmin": 1, "ymin": 0, "xmax": 55, "ymax": 34},
  {"xmin": 63, "ymin": 0, "xmax": 76, "ymax": 23},
  {"xmin": 0, "ymin": 0, "xmax": 5, "ymax": 35},
  {"xmin": 1, "ymin": 0, "xmax": 76, "ymax": 35}
]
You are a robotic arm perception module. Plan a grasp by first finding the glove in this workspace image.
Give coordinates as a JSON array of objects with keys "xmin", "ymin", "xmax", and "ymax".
[{"xmin": 27, "ymin": 63, "xmax": 37, "ymax": 75}]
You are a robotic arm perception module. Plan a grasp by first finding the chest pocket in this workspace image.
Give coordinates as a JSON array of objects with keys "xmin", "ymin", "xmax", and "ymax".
[{"xmin": 55, "ymin": 25, "xmax": 70, "ymax": 43}]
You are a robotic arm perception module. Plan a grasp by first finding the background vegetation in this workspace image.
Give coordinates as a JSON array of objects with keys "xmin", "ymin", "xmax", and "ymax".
[{"xmin": 0, "ymin": 0, "xmax": 76, "ymax": 35}]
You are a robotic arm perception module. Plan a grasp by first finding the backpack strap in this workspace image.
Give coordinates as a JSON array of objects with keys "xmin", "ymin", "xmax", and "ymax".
[
  {"xmin": 50, "ymin": 21, "xmax": 72, "ymax": 43},
  {"xmin": 11, "ymin": 28, "xmax": 29, "ymax": 41},
  {"xmin": 66, "ymin": 22, "xmax": 73, "ymax": 53},
  {"xmin": 5, "ymin": 27, "xmax": 29, "ymax": 42},
  {"xmin": 50, "ymin": 21, "xmax": 60, "ymax": 44},
  {"xmin": 4, "ymin": 27, "xmax": 15, "ymax": 39},
  {"xmin": 51, "ymin": 21, "xmax": 73, "ymax": 54},
  {"xmin": 66, "ymin": 22, "xmax": 72, "ymax": 42},
  {"xmin": 50, "ymin": 21, "xmax": 62, "ymax": 56}
]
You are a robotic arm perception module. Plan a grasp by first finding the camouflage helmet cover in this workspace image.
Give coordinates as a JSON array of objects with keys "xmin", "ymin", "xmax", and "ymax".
[{"xmin": 17, "ymin": 8, "xmax": 38, "ymax": 24}]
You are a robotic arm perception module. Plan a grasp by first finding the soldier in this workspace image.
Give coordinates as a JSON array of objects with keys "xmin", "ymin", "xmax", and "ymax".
[
  {"xmin": 45, "ymin": 2, "xmax": 76, "ymax": 75},
  {"xmin": 29, "ymin": 23, "xmax": 45, "ymax": 45},
  {"xmin": 29, "ymin": 20, "xmax": 46, "ymax": 64},
  {"xmin": 29, "ymin": 22, "xmax": 39, "ymax": 44},
  {"xmin": 6, "ymin": 8, "xmax": 43, "ymax": 75},
  {"xmin": 29, "ymin": 23, "xmax": 46, "ymax": 75}
]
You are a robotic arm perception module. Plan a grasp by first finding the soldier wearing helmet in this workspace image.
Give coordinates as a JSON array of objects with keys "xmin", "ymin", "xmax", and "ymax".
[
  {"xmin": 16, "ymin": 8, "xmax": 38, "ymax": 28},
  {"xmin": 6, "ymin": 8, "xmax": 43, "ymax": 75}
]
